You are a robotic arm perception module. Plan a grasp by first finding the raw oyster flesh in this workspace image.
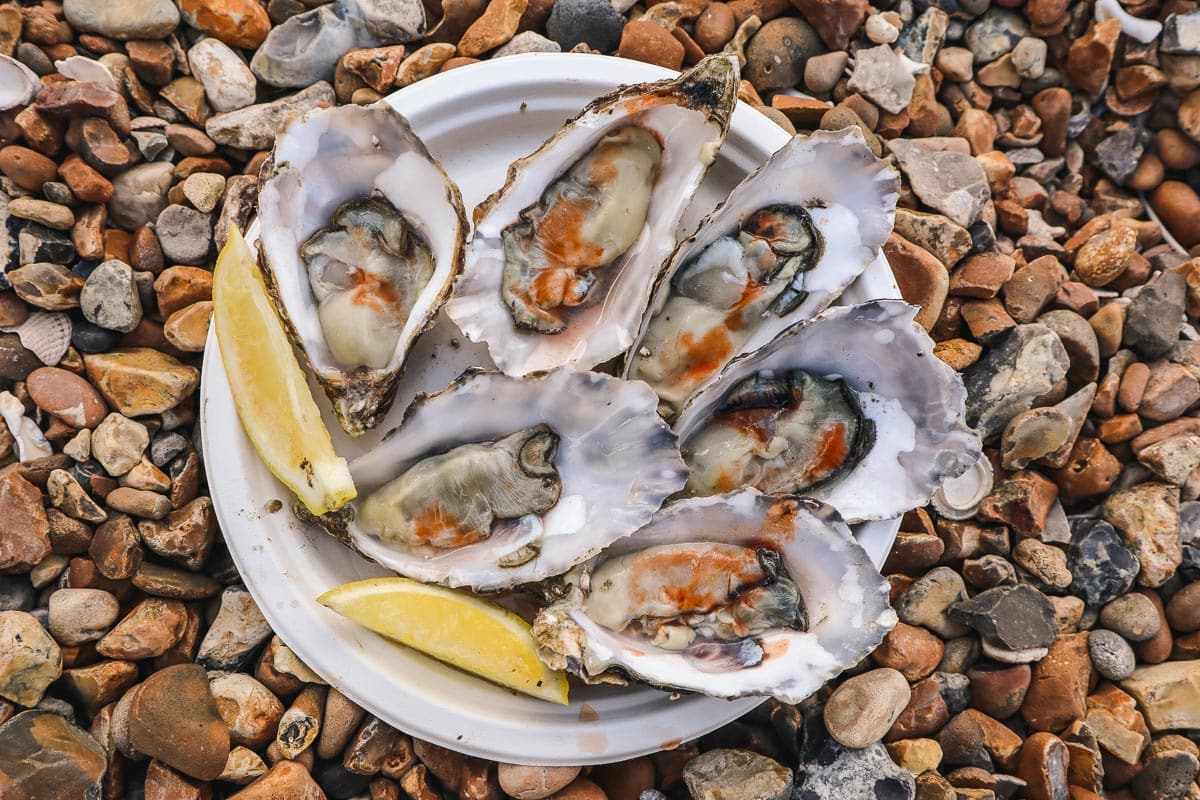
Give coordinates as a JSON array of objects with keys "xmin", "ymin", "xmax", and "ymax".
[
  {"xmin": 682, "ymin": 369, "xmax": 875, "ymax": 498},
  {"xmin": 502, "ymin": 126, "xmax": 663, "ymax": 333},
  {"xmin": 532, "ymin": 490, "xmax": 895, "ymax": 702},
  {"xmin": 301, "ymin": 197, "xmax": 435, "ymax": 370},
  {"xmin": 358, "ymin": 425, "xmax": 561, "ymax": 551}
]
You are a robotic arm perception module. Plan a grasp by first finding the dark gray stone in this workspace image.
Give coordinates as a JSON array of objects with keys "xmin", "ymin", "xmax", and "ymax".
[
  {"xmin": 964, "ymin": 8, "xmax": 1029, "ymax": 63},
  {"xmin": 1068, "ymin": 519, "xmax": 1139, "ymax": 607},
  {"xmin": 897, "ymin": 6, "xmax": 949, "ymax": 64},
  {"xmin": 70, "ymin": 319, "xmax": 119, "ymax": 354},
  {"xmin": 793, "ymin": 705, "xmax": 915, "ymax": 800},
  {"xmin": 962, "ymin": 324, "xmax": 1070, "ymax": 439},
  {"xmin": 80, "ymin": 259, "xmax": 142, "ymax": 333},
  {"xmin": 1093, "ymin": 128, "xmax": 1143, "ymax": 185},
  {"xmin": 1124, "ymin": 271, "xmax": 1186, "ymax": 360},
  {"xmin": 546, "ymin": 0, "xmax": 624, "ymax": 52},
  {"xmin": 18, "ymin": 224, "xmax": 73, "ymax": 266},
  {"xmin": 155, "ymin": 205, "xmax": 213, "ymax": 266},
  {"xmin": 948, "ymin": 583, "xmax": 1057, "ymax": 651},
  {"xmin": 933, "ymin": 671, "xmax": 971, "ymax": 715},
  {"xmin": 0, "ymin": 576, "xmax": 36, "ymax": 612}
]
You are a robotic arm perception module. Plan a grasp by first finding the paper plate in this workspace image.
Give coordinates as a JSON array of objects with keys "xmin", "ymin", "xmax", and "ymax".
[{"xmin": 200, "ymin": 53, "xmax": 903, "ymax": 766}]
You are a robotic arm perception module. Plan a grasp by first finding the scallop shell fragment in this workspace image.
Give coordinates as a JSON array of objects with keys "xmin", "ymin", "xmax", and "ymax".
[
  {"xmin": 310, "ymin": 369, "xmax": 688, "ymax": 591},
  {"xmin": 625, "ymin": 128, "xmax": 899, "ymax": 418},
  {"xmin": 445, "ymin": 55, "xmax": 740, "ymax": 377},
  {"xmin": 531, "ymin": 490, "xmax": 895, "ymax": 703},
  {"xmin": 674, "ymin": 300, "xmax": 982, "ymax": 523},
  {"xmin": 1, "ymin": 312, "xmax": 72, "ymax": 366},
  {"xmin": 257, "ymin": 101, "xmax": 467, "ymax": 436}
]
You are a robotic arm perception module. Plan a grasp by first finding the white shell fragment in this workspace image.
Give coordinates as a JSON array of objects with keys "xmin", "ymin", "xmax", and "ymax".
[
  {"xmin": 1, "ymin": 312, "xmax": 72, "ymax": 366},
  {"xmin": 0, "ymin": 55, "xmax": 41, "ymax": 112},
  {"xmin": 257, "ymin": 102, "xmax": 467, "ymax": 436},
  {"xmin": 532, "ymin": 490, "xmax": 895, "ymax": 703},
  {"xmin": 625, "ymin": 127, "xmax": 899, "ymax": 418},
  {"xmin": 54, "ymin": 56, "xmax": 118, "ymax": 89},
  {"xmin": 674, "ymin": 300, "xmax": 982, "ymax": 523},
  {"xmin": 446, "ymin": 55, "xmax": 739, "ymax": 377},
  {"xmin": 312, "ymin": 369, "xmax": 687, "ymax": 591},
  {"xmin": 0, "ymin": 391, "xmax": 53, "ymax": 462}
]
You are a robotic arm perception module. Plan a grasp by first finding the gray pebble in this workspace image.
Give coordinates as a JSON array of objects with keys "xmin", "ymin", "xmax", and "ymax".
[
  {"xmin": 63, "ymin": 0, "xmax": 180, "ymax": 39},
  {"xmin": 964, "ymin": 8, "xmax": 1029, "ymax": 64},
  {"xmin": 80, "ymin": 259, "xmax": 142, "ymax": 334},
  {"xmin": 155, "ymin": 205, "xmax": 213, "ymax": 266},
  {"xmin": 546, "ymin": 0, "xmax": 624, "ymax": 52},
  {"xmin": 493, "ymin": 31, "xmax": 562, "ymax": 57},
  {"xmin": 1087, "ymin": 629, "xmax": 1136, "ymax": 681},
  {"xmin": 108, "ymin": 162, "xmax": 174, "ymax": 232},
  {"xmin": 1099, "ymin": 593, "xmax": 1161, "ymax": 642}
]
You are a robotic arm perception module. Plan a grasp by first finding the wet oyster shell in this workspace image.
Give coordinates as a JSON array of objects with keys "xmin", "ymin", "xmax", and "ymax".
[
  {"xmin": 257, "ymin": 102, "xmax": 466, "ymax": 437},
  {"xmin": 624, "ymin": 128, "xmax": 899, "ymax": 419},
  {"xmin": 445, "ymin": 55, "xmax": 739, "ymax": 377},
  {"xmin": 674, "ymin": 300, "xmax": 982, "ymax": 523},
  {"xmin": 531, "ymin": 490, "xmax": 895, "ymax": 703},
  {"xmin": 310, "ymin": 368, "xmax": 688, "ymax": 591}
]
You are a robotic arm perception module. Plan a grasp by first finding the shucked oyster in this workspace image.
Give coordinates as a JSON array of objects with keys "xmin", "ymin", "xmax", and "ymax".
[
  {"xmin": 312, "ymin": 369, "xmax": 688, "ymax": 591},
  {"xmin": 258, "ymin": 102, "xmax": 466, "ymax": 436},
  {"xmin": 674, "ymin": 301, "xmax": 982, "ymax": 523},
  {"xmin": 532, "ymin": 490, "xmax": 895, "ymax": 702},
  {"xmin": 625, "ymin": 129, "xmax": 898, "ymax": 418},
  {"xmin": 446, "ymin": 55, "xmax": 739, "ymax": 376}
]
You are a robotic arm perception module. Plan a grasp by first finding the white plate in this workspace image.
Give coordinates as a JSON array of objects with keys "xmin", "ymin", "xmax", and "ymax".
[{"xmin": 200, "ymin": 53, "xmax": 903, "ymax": 766}]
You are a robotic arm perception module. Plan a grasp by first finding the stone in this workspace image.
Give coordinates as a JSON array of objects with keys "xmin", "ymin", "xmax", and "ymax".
[
  {"xmin": 963, "ymin": 324, "xmax": 1068, "ymax": 440},
  {"xmin": 694, "ymin": 3, "xmax": 736, "ymax": 52},
  {"xmin": 155, "ymin": 205, "xmax": 212, "ymax": 266},
  {"xmin": 0, "ymin": 611, "xmax": 61, "ymax": 706},
  {"xmin": 896, "ymin": 567, "xmax": 970, "ymax": 638},
  {"xmin": 180, "ymin": 174, "xmax": 226, "ymax": 216},
  {"xmin": 795, "ymin": 711, "xmax": 915, "ymax": 799},
  {"xmin": 0, "ymin": 710, "xmax": 106, "ymax": 799},
  {"xmin": 79, "ymin": 259, "xmax": 142, "ymax": 334},
  {"xmin": 790, "ymin": 0, "xmax": 866, "ymax": 50},
  {"xmin": 8, "ymin": 263, "xmax": 84, "ymax": 311},
  {"xmin": 251, "ymin": 4, "xmax": 375, "ymax": 88},
  {"xmin": 1100, "ymin": 593, "xmax": 1161, "ymax": 642},
  {"xmin": 1016, "ymin": 733, "xmax": 1069, "ymax": 800},
  {"xmin": 0, "ymin": 471, "xmax": 52, "ymax": 572},
  {"xmin": 84, "ymin": 348, "xmax": 199, "ymax": 417},
  {"xmin": 965, "ymin": 663, "xmax": 1029, "ymax": 720},
  {"xmin": 889, "ymin": 140, "xmax": 990, "ymax": 230},
  {"xmin": 91, "ymin": 413, "xmax": 150, "ymax": 478},
  {"xmin": 1019, "ymin": 632, "xmax": 1091, "ymax": 732},
  {"xmin": 26, "ymin": 367, "xmax": 107, "ymax": 429},
  {"xmin": 227, "ymin": 760, "xmax": 326, "ymax": 800},
  {"xmin": 883, "ymin": 233, "xmax": 948, "ymax": 331},
  {"xmin": 977, "ymin": 470, "xmax": 1058, "ymax": 538},
  {"xmin": 1088, "ymin": 629, "xmax": 1136, "ymax": 681},
  {"xmin": 0, "ymin": 146, "xmax": 57, "ymax": 191},
  {"xmin": 1140, "ymin": 362, "xmax": 1200, "ymax": 422},
  {"xmin": 1166, "ymin": 582, "xmax": 1200, "ymax": 632},
  {"xmin": 1150, "ymin": 181, "xmax": 1200, "ymax": 251},
  {"xmin": 742, "ymin": 17, "xmax": 822, "ymax": 93},
  {"xmin": 618, "ymin": 20, "xmax": 684, "ymax": 70},
  {"xmin": 61, "ymin": 659, "xmax": 138, "ymax": 714},
  {"xmin": 196, "ymin": 585, "xmax": 271, "ymax": 670},
  {"xmin": 1139, "ymin": 434, "xmax": 1200, "ymax": 486},
  {"xmin": 1124, "ymin": 272, "xmax": 1185, "ymax": 360},
  {"xmin": 545, "ymin": 0, "xmax": 622, "ymax": 51},
  {"xmin": 964, "ymin": 8, "xmax": 1028, "ymax": 63},
  {"xmin": 1067, "ymin": 519, "xmax": 1139, "ymax": 607},
  {"xmin": 1121, "ymin": 661, "xmax": 1200, "ymax": 732},
  {"xmin": 950, "ymin": 253, "xmax": 1015, "ymax": 299},
  {"xmin": 681, "ymin": 750, "xmax": 792, "ymax": 800},
  {"xmin": 459, "ymin": 0, "xmax": 527, "ymax": 56},
  {"xmin": 497, "ymin": 765, "xmax": 581, "ymax": 800},
  {"xmin": 108, "ymin": 162, "xmax": 174, "ymax": 231},
  {"xmin": 177, "ymin": 0, "xmax": 271, "ymax": 48},
  {"xmin": 63, "ymin": 0, "xmax": 179, "ymax": 39},
  {"xmin": 950, "ymin": 584, "xmax": 1057, "ymax": 652},
  {"xmin": 97, "ymin": 597, "xmax": 187, "ymax": 659},
  {"xmin": 493, "ymin": 30, "xmax": 560, "ymax": 55},
  {"xmin": 207, "ymin": 82, "xmax": 335, "ymax": 150},
  {"xmin": 1102, "ymin": 482, "xmax": 1182, "ymax": 588},
  {"xmin": 846, "ymin": 45, "xmax": 916, "ymax": 115},
  {"xmin": 1000, "ymin": 408, "xmax": 1071, "ymax": 470},
  {"xmin": 7, "ymin": 198, "xmax": 73, "ymax": 231},
  {"xmin": 209, "ymin": 672, "xmax": 284, "ymax": 749},
  {"xmin": 47, "ymin": 588, "xmax": 119, "ymax": 646},
  {"xmin": 1036, "ymin": 310, "xmax": 1098, "ymax": 388},
  {"xmin": 127, "ymin": 663, "xmax": 230, "ymax": 780},
  {"xmin": 1085, "ymin": 684, "xmax": 1150, "ymax": 765},
  {"xmin": 132, "ymin": 562, "xmax": 220, "ymax": 599},
  {"xmin": 823, "ymin": 668, "xmax": 911, "ymax": 749},
  {"xmin": 58, "ymin": 155, "xmax": 112, "ymax": 204},
  {"xmin": 220, "ymin": 746, "xmax": 268, "ymax": 784}
]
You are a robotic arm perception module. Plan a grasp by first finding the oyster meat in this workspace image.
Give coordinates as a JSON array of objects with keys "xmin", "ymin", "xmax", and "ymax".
[
  {"xmin": 674, "ymin": 301, "xmax": 982, "ymax": 523},
  {"xmin": 446, "ymin": 55, "xmax": 739, "ymax": 376},
  {"xmin": 625, "ymin": 129, "xmax": 898, "ymax": 418},
  {"xmin": 532, "ymin": 490, "xmax": 895, "ymax": 702},
  {"xmin": 313, "ymin": 369, "xmax": 688, "ymax": 590},
  {"xmin": 257, "ymin": 102, "xmax": 466, "ymax": 436}
]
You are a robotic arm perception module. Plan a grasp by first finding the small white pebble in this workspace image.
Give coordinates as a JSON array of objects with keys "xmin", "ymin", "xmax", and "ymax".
[
  {"xmin": 865, "ymin": 14, "xmax": 900, "ymax": 44},
  {"xmin": 1010, "ymin": 37, "xmax": 1047, "ymax": 80}
]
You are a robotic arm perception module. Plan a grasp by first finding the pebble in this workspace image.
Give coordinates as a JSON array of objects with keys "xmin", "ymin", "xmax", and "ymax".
[
  {"xmin": 97, "ymin": 597, "xmax": 187, "ymax": 659},
  {"xmin": 47, "ymin": 588, "xmax": 119, "ymax": 646},
  {"xmin": 962, "ymin": 323, "xmax": 1069, "ymax": 439},
  {"xmin": 999, "ymin": 407, "xmax": 1071, "ymax": 470},
  {"xmin": 1102, "ymin": 482, "xmax": 1182, "ymax": 588},
  {"xmin": 125, "ymin": 663, "xmax": 230, "ymax": 779},
  {"xmin": 196, "ymin": 585, "xmax": 272, "ymax": 671},
  {"xmin": 1124, "ymin": 271, "xmax": 1185, "ymax": 360},
  {"xmin": 1121, "ymin": 660, "xmax": 1200, "ymax": 732},
  {"xmin": 25, "ymin": 366, "xmax": 107, "ymax": 429},
  {"xmin": 950, "ymin": 583, "xmax": 1057, "ymax": 653},
  {"xmin": 745, "ymin": 17, "xmax": 823, "ymax": 94},
  {"xmin": 187, "ymin": 39, "xmax": 257, "ymax": 113},
  {"xmin": 618, "ymin": 21, "xmax": 683, "ymax": 71},
  {"xmin": 546, "ymin": 0, "xmax": 623, "ymax": 52},
  {"xmin": 80, "ymin": 259, "xmax": 142, "ymax": 334},
  {"xmin": 206, "ymin": 82, "xmax": 335, "ymax": 150},
  {"xmin": 884, "ymin": 234, "xmax": 948, "ymax": 332},
  {"xmin": 846, "ymin": 44, "xmax": 917, "ymax": 115},
  {"xmin": 209, "ymin": 672, "xmax": 285, "ymax": 749},
  {"xmin": 1067, "ymin": 519, "xmax": 1139, "ymax": 606},
  {"xmin": 0, "ymin": 611, "xmax": 61, "ymax": 706},
  {"xmin": 1099, "ymin": 593, "xmax": 1161, "ymax": 642},
  {"xmin": 62, "ymin": 0, "xmax": 180, "ymax": 39},
  {"xmin": 895, "ymin": 567, "xmax": 970, "ymax": 638},
  {"xmin": 91, "ymin": 413, "xmax": 150, "ymax": 477},
  {"xmin": 84, "ymin": 348, "xmax": 199, "ymax": 417},
  {"xmin": 795, "ymin": 708, "xmax": 915, "ymax": 800},
  {"xmin": 1166, "ymin": 581, "xmax": 1200, "ymax": 632},
  {"xmin": 227, "ymin": 759, "xmax": 326, "ymax": 799},
  {"xmin": 0, "ymin": 710, "xmax": 106, "ymax": 799},
  {"xmin": 889, "ymin": 139, "xmax": 990, "ymax": 228},
  {"xmin": 790, "ymin": 0, "xmax": 866, "ymax": 51},
  {"xmin": 823, "ymin": 668, "xmax": 911, "ymax": 748},
  {"xmin": 89, "ymin": 515, "xmax": 143, "ymax": 579},
  {"xmin": 500, "ymin": 765, "xmax": 584, "ymax": 800},
  {"xmin": 492, "ymin": 31, "xmax": 561, "ymax": 56},
  {"xmin": 1151, "ymin": 181, "xmax": 1200, "ymax": 251},
  {"xmin": 964, "ymin": 8, "xmax": 1028, "ymax": 64},
  {"xmin": 108, "ymin": 162, "xmax": 174, "ymax": 231},
  {"xmin": 1020, "ymin": 632, "xmax": 1091, "ymax": 732},
  {"xmin": 1088, "ymin": 629, "xmax": 1136, "ymax": 681},
  {"xmin": 0, "ymin": 471, "xmax": 52, "ymax": 572}
]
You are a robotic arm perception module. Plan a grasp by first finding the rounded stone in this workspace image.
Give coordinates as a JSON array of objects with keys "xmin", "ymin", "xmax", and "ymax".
[
  {"xmin": 26, "ymin": 367, "xmax": 109, "ymax": 429},
  {"xmin": 0, "ymin": 610, "xmax": 62, "ymax": 707},
  {"xmin": 1087, "ymin": 628, "xmax": 1136, "ymax": 681},
  {"xmin": 63, "ymin": 0, "xmax": 180, "ymax": 39},
  {"xmin": 499, "ymin": 764, "xmax": 583, "ymax": 800},
  {"xmin": 80, "ymin": 259, "xmax": 143, "ymax": 334},
  {"xmin": 744, "ymin": 17, "xmax": 824, "ymax": 93},
  {"xmin": 47, "ymin": 588, "xmax": 120, "ymax": 647},
  {"xmin": 1150, "ymin": 180, "xmax": 1200, "ymax": 250},
  {"xmin": 824, "ymin": 668, "xmax": 912, "ymax": 748},
  {"xmin": 209, "ymin": 672, "xmax": 285, "ymax": 749},
  {"xmin": 155, "ymin": 205, "xmax": 213, "ymax": 266},
  {"xmin": 108, "ymin": 162, "xmax": 174, "ymax": 231},
  {"xmin": 1166, "ymin": 581, "xmax": 1200, "ymax": 633},
  {"xmin": 694, "ymin": 2, "xmax": 736, "ymax": 53},
  {"xmin": 1100, "ymin": 593, "xmax": 1162, "ymax": 642},
  {"xmin": 546, "ymin": 0, "xmax": 624, "ymax": 52}
]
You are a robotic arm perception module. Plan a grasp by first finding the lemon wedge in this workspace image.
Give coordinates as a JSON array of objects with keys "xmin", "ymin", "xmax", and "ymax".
[
  {"xmin": 318, "ymin": 577, "xmax": 569, "ymax": 704},
  {"xmin": 213, "ymin": 224, "xmax": 356, "ymax": 516}
]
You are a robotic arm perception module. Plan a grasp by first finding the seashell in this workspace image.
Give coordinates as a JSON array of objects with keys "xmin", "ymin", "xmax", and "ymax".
[
  {"xmin": 1, "ymin": 312, "xmax": 73, "ymax": 366},
  {"xmin": 0, "ymin": 55, "xmax": 40, "ymax": 112},
  {"xmin": 0, "ymin": 391, "xmax": 53, "ymax": 462},
  {"xmin": 54, "ymin": 56, "xmax": 118, "ymax": 90}
]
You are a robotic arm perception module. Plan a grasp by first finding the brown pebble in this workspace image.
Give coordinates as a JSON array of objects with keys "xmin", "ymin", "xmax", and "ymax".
[
  {"xmin": 1021, "ymin": 632, "xmax": 1091, "ymax": 732},
  {"xmin": 1165, "ymin": 582, "xmax": 1200, "ymax": 633},
  {"xmin": 1017, "ymin": 732, "xmax": 1070, "ymax": 800},
  {"xmin": 886, "ymin": 676, "xmax": 950, "ymax": 741},
  {"xmin": 967, "ymin": 663, "xmax": 1031, "ymax": 720},
  {"xmin": 884, "ymin": 233, "xmax": 948, "ymax": 331},
  {"xmin": 0, "ymin": 145, "xmax": 59, "ymax": 191},
  {"xmin": 618, "ymin": 20, "xmax": 685, "ymax": 70},
  {"xmin": 1150, "ymin": 181, "xmax": 1200, "ymax": 250},
  {"xmin": 873, "ymin": 621, "xmax": 944, "ymax": 682}
]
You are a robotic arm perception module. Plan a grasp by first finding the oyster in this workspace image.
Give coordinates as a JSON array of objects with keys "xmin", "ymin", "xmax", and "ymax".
[
  {"xmin": 674, "ymin": 301, "xmax": 982, "ymax": 523},
  {"xmin": 625, "ymin": 129, "xmax": 899, "ymax": 418},
  {"xmin": 532, "ymin": 490, "xmax": 895, "ymax": 702},
  {"xmin": 257, "ymin": 102, "xmax": 466, "ymax": 436},
  {"xmin": 313, "ymin": 369, "xmax": 688, "ymax": 591},
  {"xmin": 446, "ymin": 55, "xmax": 739, "ymax": 376}
]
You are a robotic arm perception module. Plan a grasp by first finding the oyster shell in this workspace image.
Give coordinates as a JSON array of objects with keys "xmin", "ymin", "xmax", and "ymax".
[
  {"xmin": 624, "ymin": 128, "xmax": 899, "ymax": 418},
  {"xmin": 312, "ymin": 369, "xmax": 688, "ymax": 591},
  {"xmin": 445, "ymin": 55, "xmax": 739, "ymax": 376},
  {"xmin": 674, "ymin": 300, "xmax": 982, "ymax": 523},
  {"xmin": 257, "ymin": 102, "xmax": 466, "ymax": 436},
  {"xmin": 531, "ymin": 490, "xmax": 895, "ymax": 703}
]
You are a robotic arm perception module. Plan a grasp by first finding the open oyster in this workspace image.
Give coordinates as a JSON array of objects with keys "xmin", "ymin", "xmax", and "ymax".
[
  {"xmin": 445, "ymin": 55, "xmax": 739, "ymax": 376},
  {"xmin": 311, "ymin": 369, "xmax": 688, "ymax": 591},
  {"xmin": 532, "ymin": 490, "xmax": 895, "ymax": 702},
  {"xmin": 674, "ymin": 301, "xmax": 982, "ymax": 523},
  {"xmin": 625, "ymin": 128, "xmax": 899, "ymax": 418},
  {"xmin": 257, "ymin": 102, "xmax": 466, "ymax": 436}
]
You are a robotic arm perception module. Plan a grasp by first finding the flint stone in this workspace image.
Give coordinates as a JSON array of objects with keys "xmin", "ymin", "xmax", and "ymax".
[
  {"xmin": 493, "ymin": 31, "xmax": 561, "ymax": 56},
  {"xmin": 1102, "ymin": 482, "xmax": 1182, "ymax": 589},
  {"xmin": 1162, "ymin": 11, "xmax": 1200, "ymax": 55},
  {"xmin": 0, "ymin": 611, "xmax": 61, "ymax": 706},
  {"xmin": 889, "ymin": 139, "xmax": 991, "ymax": 227},
  {"xmin": 250, "ymin": 4, "xmax": 375, "ymax": 88},
  {"xmin": 1094, "ymin": 127, "xmax": 1143, "ymax": 185},
  {"xmin": 897, "ymin": 7, "xmax": 949, "ymax": 65},
  {"xmin": 1124, "ymin": 271, "xmax": 1186, "ymax": 359},
  {"xmin": 206, "ymin": 82, "xmax": 335, "ymax": 150},
  {"xmin": 964, "ymin": 8, "xmax": 1029, "ymax": 63},
  {"xmin": 1067, "ymin": 519, "xmax": 1139, "ymax": 606},
  {"xmin": 794, "ymin": 704, "xmax": 916, "ymax": 800},
  {"xmin": 108, "ymin": 162, "xmax": 173, "ymax": 231},
  {"xmin": 546, "ymin": 0, "xmax": 625, "ymax": 52},
  {"xmin": 1088, "ymin": 629, "xmax": 1136, "ymax": 681},
  {"xmin": 187, "ymin": 39, "xmax": 257, "ymax": 113},
  {"xmin": 683, "ymin": 749, "xmax": 792, "ymax": 800},
  {"xmin": 949, "ymin": 584, "xmax": 1057, "ymax": 651},
  {"xmin": 63, "ymin": 0, "xmax": 180, "ymax": 39},
  {"xmin": 196, "ymin": 586, "xmax": 272, "ymax": 671},
  {"xmin": 963, "ymin": 323, "xmax": 1070, "ymax": 439},
  {"xmin": 0, "ymin": 710, "xmax": 106, "ymax": 800},
  {"xmin": 80, "ymin": 259, "xmax": 142, "ymax": 333},
  {"xmin": 847, "ymin": 45, "xmax": 917, "ymax": 114}
]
